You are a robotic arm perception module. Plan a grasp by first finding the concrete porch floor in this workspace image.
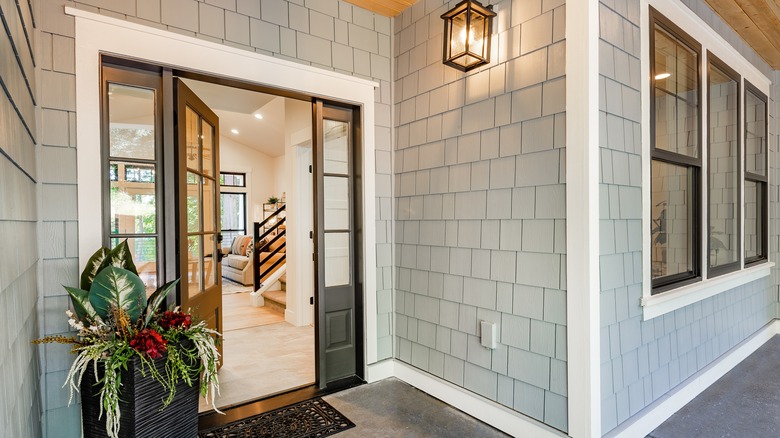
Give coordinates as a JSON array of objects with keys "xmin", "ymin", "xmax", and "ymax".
[
  {"xmin": 648, "ymin": 335, "xmax": 780, "ymax": 437},
  {"xmin": 321, "ymin": 336, "xmax": 780, "ymax": 437},
  {"xmin": 323, "ymin": 378, "xmax": 509, "ymax": 437}
]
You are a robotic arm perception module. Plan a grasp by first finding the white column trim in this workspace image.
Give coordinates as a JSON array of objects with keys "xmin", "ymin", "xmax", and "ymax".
[{"xmin": 565, "ymin": 0, "xmax": 601, "ymax": 436}]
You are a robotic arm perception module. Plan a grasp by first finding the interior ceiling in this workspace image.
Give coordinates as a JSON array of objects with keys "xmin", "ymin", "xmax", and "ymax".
[
  {"xmin": 181, "ymin": 79, "xmax": 288, "ymax": 158},
  {"xmin": 704, "ymin": 0, "xmax": 780, "ymax": 69},
  {"xmin": 344, "ymin": 0, "xmax": 416, "ymax": 17}
]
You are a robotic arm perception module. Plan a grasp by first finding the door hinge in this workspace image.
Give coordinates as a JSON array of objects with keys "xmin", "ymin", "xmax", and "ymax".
[
  {"xmin": 309, "ymin": 231, "xmax": 313, "ymax": 239},
  {"xmin": 309, "ymin": 165, "xmax": 312, "ymax": 173},
  {"xmin": 310, "ymin": 296, "xmax": 314, "ymax": 305},
  {"xmin": 312, "ymin": 253, "xmax": 315, "ymax": 261}
]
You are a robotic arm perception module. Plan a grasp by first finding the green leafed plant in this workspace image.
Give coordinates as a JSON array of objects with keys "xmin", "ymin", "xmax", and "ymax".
[{"xmin": 34, "ymin": 241, "xmax": 222, "ymax": 438}]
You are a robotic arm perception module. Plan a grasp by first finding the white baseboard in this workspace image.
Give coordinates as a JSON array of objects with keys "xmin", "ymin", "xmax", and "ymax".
[
  {"xmin": 366, "ymin": 359, "xmax": 565, "ymax": 437},
  {"xmin": 365, "ymin": 359, "xmax": 394, "ymax": 383},
  {"xmin": 606, "ymin": 319, "xmax": 780, "ymax": 438}
]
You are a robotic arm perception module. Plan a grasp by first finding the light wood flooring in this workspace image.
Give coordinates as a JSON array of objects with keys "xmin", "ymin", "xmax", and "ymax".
[
  {"xmin": 222, "ymin": 292, "xmax": 283, "ymax": 331},
  {"xmin": 198, "ymin": 284, "xmax": 315, "ymax": 412}
]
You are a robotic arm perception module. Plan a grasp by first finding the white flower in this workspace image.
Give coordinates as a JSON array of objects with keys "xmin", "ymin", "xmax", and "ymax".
[{"xmin": 65, "ymin": 310, "xmax": 74, "ymax": 318}]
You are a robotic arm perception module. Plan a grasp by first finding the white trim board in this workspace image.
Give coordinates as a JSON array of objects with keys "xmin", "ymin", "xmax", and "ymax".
[
  {"xmin": 565, "ymin": 0, "xmax": 601, "ymax": 436},
  {"xmin": 604, "ymin": 319, "xmax": 780, "ymax": 438},
  {"xmin": 365, "ymin": 360, "xmax": 566, "ymax": 438},
  {"xmin": 68, "ymin": 7, "xmax": 380, "ymax": 365}
]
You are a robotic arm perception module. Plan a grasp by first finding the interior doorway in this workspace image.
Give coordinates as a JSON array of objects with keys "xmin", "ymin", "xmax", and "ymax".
[{"xmin": 175, "ymin": 78, "xmax": 317, "ymax": 411}]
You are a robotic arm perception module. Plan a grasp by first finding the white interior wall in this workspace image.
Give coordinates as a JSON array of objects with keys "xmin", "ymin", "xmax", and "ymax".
[{"xmin": 220, "ymin": 135, "xmax": 276, "ymax": 228}]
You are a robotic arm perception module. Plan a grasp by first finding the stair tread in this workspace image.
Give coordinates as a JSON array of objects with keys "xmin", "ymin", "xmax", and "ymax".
[{"xmin": 262, "ymin": 290, "xmax": 287, "ymax": 306}]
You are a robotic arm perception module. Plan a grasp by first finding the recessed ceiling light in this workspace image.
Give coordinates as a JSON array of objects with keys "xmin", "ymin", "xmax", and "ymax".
[
  {"xmin": 254, "ymin": 113, "xmax": 263, "ymax": 120},
  {"xmin": 231, "ymin": 129, "xmax": 239, "ymax": 134},
  {"xmin": 655, "ymin": 72, "xmax": 671, "ymax": 80}
]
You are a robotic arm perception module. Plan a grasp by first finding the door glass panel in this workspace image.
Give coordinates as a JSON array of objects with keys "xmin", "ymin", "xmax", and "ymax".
[
  {"xmin": 187, "ymin": 235, "xmax": 202, "ymax": 294},
  {"xmin": 185, "ymin": 106, "xmax": 200, "ymax": 171},
  {"xmin": 202, "ymin": 121, "xmax": 214, "ymax": 177},
  {"xmin": 324, "ymin": 176, "xmax": 349, "ymax": 230},
  {"xmin": 108, "ymin": 83, "xmax": 155, "ymax": 160},
  {"xmin": 203, "ymin": 177, "xmax": 216, "ymax": 233},
  {"xmin": 109, "ymin": 161, "xmax": 156, "ymax": 234},
  {"xmin": 323, "ymin": 120, "xmax": 349, "ymax": 174},
  {"xmin": 325, "ymin": 232, "xmax": 350, "ymax": 287},
  {"xmin": 204, "ymin": 234, "xmax": 217, "ymax": 289},
  {"xmin": 187, "ymin": 172, "xmax": 201, "ymax": 232},
  {"xmin": 110, "ymin": 237, "xmax": 158, "ymax": 294}
]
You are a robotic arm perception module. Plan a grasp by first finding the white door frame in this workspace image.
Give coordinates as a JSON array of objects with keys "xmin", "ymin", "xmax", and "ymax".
[{"xmin": 68, "ymin": 7, "xmax": 380, "ymax": 365}]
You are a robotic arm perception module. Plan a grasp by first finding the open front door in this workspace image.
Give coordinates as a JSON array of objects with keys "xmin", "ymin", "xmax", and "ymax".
[
  {"xmin": 175, "ymin": 78, "xmax": 223, "ymax": 362},
  {"xmin": 314, "ymin": 101, "xmax": 363, "ymax": 387}
]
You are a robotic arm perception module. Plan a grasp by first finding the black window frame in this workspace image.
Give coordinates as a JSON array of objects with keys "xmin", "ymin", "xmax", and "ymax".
[
  {"xmin": 101, "ymin": 64, "xmax": 165, "ymax": 288},
  {"xmin": 649, "ymin": 8, "xmax": 770, "ymax": 295},
  {"xmin": 220, "ymin": 191, "xmax": 247, "ymax": 236},
  {"xmin": 650, "ymin": 8, "xmax": 703, "ymax": 293},
  {"xmin": 743, "ymin": 80, "xmax": 769, "ymax": 266},
  {"xmin": 706, "ymin": 52, "xmax": 741, "ymax": 278},
  {"xmin": 220, "ymin": 171, "xmax": 246, "ymax": 188}
]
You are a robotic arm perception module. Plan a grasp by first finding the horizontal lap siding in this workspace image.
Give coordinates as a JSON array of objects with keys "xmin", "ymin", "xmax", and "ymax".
[
  {"xmin": 0, "ymin": 0, "xmax": 40, "ymax": 437},
  {"xmin": 598, "ymin": 0, "xmax": 778, "ymax": 433}
]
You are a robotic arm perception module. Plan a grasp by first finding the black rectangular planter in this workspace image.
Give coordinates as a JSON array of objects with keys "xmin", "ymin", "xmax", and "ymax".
[{"xmin": 80, "ymin": 352, "xmax": 200, "ymax": 438}]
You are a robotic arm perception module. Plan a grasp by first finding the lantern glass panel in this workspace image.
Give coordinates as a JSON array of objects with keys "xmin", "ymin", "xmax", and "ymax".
[{"xmin": 450, "ymin": 11, "xmax": 468, "ymax": 56}]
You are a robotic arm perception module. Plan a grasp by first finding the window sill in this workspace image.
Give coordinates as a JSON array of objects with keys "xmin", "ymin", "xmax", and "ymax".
[{"xmin": 641, "ymin": 261, "xmax": 774, "ymax": 320}]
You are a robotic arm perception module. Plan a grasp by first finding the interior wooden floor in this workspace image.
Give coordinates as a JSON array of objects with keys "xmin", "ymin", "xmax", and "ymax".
[{"xmin": 199, "ymin": 289, "xmax": 315, "ymax": 412}]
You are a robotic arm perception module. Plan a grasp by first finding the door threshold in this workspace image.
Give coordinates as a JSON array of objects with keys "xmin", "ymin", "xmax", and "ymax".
[{"xmin": 198, "ymin": 376, "xmax": 365, "ymax": 431}]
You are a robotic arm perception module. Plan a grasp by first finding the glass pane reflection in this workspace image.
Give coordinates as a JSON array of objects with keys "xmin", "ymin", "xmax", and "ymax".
[
  {"xmin": 110, "ymin": 237, "xmax": 158, "ymax": 295},
  {"xmin": 108, "ymin": 83, "xmax": 155, "ymax": 160},
  {"xmin": 110, "ymin": 161, "xmax": 156, "ymax": 234}
]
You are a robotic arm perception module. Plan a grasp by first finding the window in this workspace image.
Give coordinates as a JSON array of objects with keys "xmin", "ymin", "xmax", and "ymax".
[
  {"xmin": 650, "ymin": 12, "xmax": 702, "ymax": 291},
  {"xmin": 220, "ymin": 172, "xmax": 245, "ymax": 187},
  {"xmin": 125, "ymin": 164, "xmax": 156, "ymax": 183},
  {"xmin": 744, "ymin": 82, "xmax": 768, "ymax": 264},
  {"xmin": 220, "ymin": 192, "xmax": 246, "ymax": 249},
  {"xmin": 649, "ymin": 8, "xmax": 769, "ymax": 296},
  {"xmin": 707, "ymin": 55, "xmax": 739, "ymax": 276}
]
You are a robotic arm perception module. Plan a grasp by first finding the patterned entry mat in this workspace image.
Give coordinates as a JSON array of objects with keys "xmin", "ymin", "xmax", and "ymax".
[{"xmin": 198, "ymin": 398, "xmax": 355, "ymax": 438}]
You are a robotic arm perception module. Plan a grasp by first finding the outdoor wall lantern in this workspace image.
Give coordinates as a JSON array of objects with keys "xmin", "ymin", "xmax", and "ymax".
[{"xmin": 441, "ymin": 0, "xmax": 496, "ymax": 72}]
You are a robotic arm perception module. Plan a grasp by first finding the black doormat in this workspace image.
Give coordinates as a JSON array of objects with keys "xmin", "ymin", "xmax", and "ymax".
[{"xmin": 198, "ymin": 398, "xmax": 355, "ymax": 438}]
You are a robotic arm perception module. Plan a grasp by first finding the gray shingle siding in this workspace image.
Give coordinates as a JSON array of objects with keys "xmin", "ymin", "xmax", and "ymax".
[
  {"xmin": 0, "ymin": 1, "xmax": 41, "ymax": 437},
  {"xmin": 35, "ymin": 0, "xmax": 393, "ymax": 435},
  {"xmin": 394, "ymin": 0, "xmax": 568, "ymax": 432},
  {"xmin": 599, "ymin": 0, "xmax": 778, "ymax": 434}
]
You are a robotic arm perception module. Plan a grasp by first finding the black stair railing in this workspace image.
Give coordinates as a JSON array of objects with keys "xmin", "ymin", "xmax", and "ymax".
[{"xmin": 253, "ymin": 204, "xmax": 287, "ymax": 291}]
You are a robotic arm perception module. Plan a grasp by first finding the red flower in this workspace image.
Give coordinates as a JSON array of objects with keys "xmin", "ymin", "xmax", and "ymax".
[
  {"xmin": 130, "ymin": 329, "xmax": 168, "ymax": 359},
  {"xmin": 158, "ymin": 310, "xmax": 193, "ymax": 330}
]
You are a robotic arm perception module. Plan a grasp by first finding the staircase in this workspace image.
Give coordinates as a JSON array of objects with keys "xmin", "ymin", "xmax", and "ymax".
[{"xmin": 262, "ymin": 274, "xmax": 286, "ymax": 313}]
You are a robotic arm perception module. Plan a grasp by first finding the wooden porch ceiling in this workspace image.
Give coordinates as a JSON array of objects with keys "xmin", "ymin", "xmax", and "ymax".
[
  {"xmin": 344, "ymin": 0, "xmax": 416, "ymax": 17},
  {"xmin": 704, "ymin": 0, "xmax": 780, "ymax": 68}
]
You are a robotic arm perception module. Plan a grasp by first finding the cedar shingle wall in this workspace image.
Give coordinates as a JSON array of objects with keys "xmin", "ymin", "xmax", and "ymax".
[
  {"xmin": 35, "ymin": 1, "xmax": 393, "ymax": 436},
  {"xmin": 393, "ymin": 0, "xmax": 568, "ymax": 432},
  {"xmin": 0, "ymin": 0, "xmax": 41, "ymax": 436},
  {"xmin": 598, "ymin": 0, "xmax": 778, "ymax": 433}
]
